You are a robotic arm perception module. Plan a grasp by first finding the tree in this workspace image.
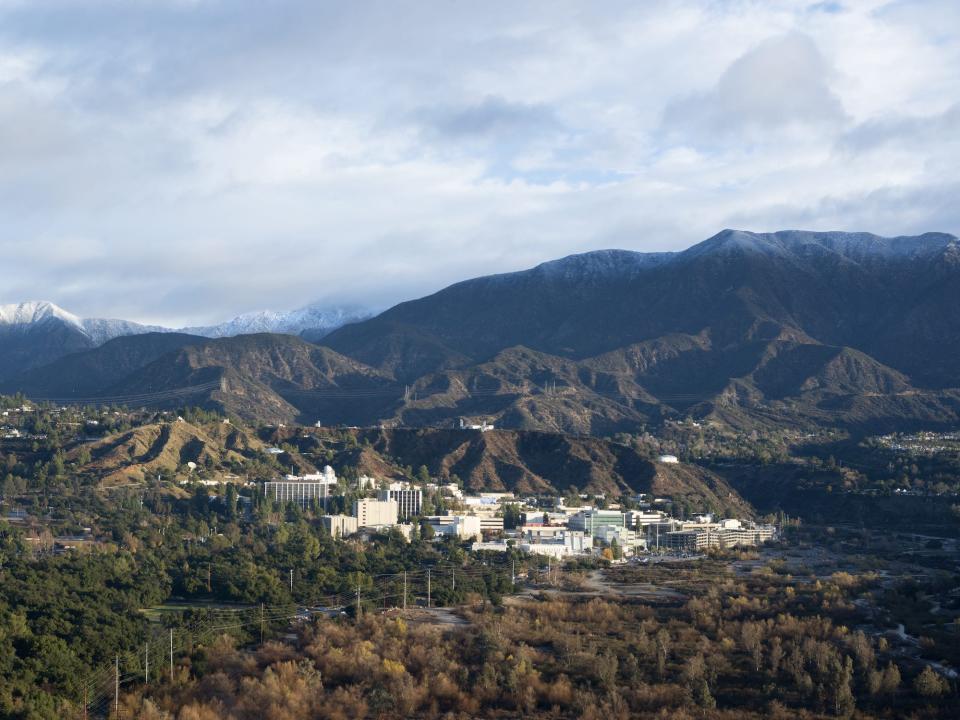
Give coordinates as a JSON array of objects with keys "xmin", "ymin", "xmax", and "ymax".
[
  {"xmin": 224, "ymin": 484, "xmax": 238, "ymax": 522},
  {"xmin": 420, "ymin": 520, "xmax": 435, "ymax": 540},
  {"xmin": 831, "ymin": 656, "xmax": 855, "ymax": 717},
  {"xmin": 741, "ymin": 622, "xmax": 764, "ymax": 672},
  {"xmin": 913, "ymin": 666, "xmax": 947, "ymax": 699},
  {"xmin": 683, "ymin": 653, "xmax": 715, "ymax": 709},
  {"xmin": 655, "ymin": 628, "xmax": 670, "ymax": 679},
  {"xmin": 880, "ymin": 662, "xmax": 901, "ymax": 695}
]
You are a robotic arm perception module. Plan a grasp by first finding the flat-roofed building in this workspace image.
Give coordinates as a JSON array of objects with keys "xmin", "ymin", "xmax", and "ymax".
[
  {"xmin": 479, "ymin": 516, "xmax": 504, "ymax": 533},
  {"xmin": 264, "ymin": 479, "xmax": 335, "ymax": 508},
  {"xmin": 353, "ymin": 498, "xmax": 398, "ymax": 528},
  {"xmin": 472, "ymin": 530, "xmax": 593, "ymax": 558},
  {"xmin": 378, "ymin": 487, "xmax": 422, "ymax": 519},
  {"xmin": 568, "ymin": 510, "xmax": 626, "ymax": 536},
  {"xmin": 426, "ymin": 515, "xmax": 482, "ymax": 541},
  {"xmin": 321, "ymin": 514, "xmax": 358, "ymax": 538}
]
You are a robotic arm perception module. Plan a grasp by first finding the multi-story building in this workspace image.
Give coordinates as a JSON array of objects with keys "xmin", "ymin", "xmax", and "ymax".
[
  {"xmin": 353, "ymin": 498, "xmax": 399, "ymax": 528},
  {"xmin": 568, "ymin": 510, "xmax": 626, "ymax": 536},
  {"xmin": 263, "ymin": 466, "xmax": 339, "ymax": 508},
  {"xmin": 321, "ymin": 514, "xmax": 358, "ymax": 538},
  {"xmin": 478, "ymin": 516, "xmax": 504, "ymax": 533},
  {"xmin": 662, "ymin": 521, "xmax": 777, "ymax": 551},
  {"xmin": 378, "ymin": 486, "xmax": 422, "ymax": 519},
  {"xmin": 625, "ymin": 510, "xmax": 668, "ymax": 530},
  {"xmin": 594, "ymin": 525, "xmax": 643, "ymax": 554}
]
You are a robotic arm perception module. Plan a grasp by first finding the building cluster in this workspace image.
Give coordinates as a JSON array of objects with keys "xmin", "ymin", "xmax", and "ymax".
[
  {"xmin": 265, "ymin": 468, "xmax": 509, "ymax": 542},
  {"xmin": 261, "ymin": 467, "xmax": 776, "ymax": 558},
  {"xmin": 474, "ymin": 502, "xmax": 776, "ymax": 559}
]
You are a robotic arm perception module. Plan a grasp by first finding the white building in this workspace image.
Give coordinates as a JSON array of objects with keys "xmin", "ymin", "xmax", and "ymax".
[
  {"xmin": 353, "ymin": 498, "xmax": 399, "ymax": 528},
  {"xmin": 357, "ymin": 475, "xmax": 379, "ymax": 491},
  {"xmin": 625, "ymin": 510, "xmax": 667, "ymax": 529},
  {"xmin": 472, "ymin": 530, "xmax": 593, "ymax": 558},
  {"xmin": 264, "ymin": 476, "xmax": 336, "ymax": 508},
  {"xmin": 321, "ymin": 514, "xmax": 358, "ymax": 538},
  {"xmin": 459, "ymin": 418, "xmax": 495, "ymax": 432},
  {"xmin": 594, "ymin": 525, "xmax": 644, "ymax": 555},
  {"xmin": 378, "ymin": 487, "xmax": 422, "ymax": 519},
  {"xmin": 657, "ymin": 454, "xmax": 679, "ymax": 464},
  {"xmin": 426, "ymin": 515, "xmax": 482, "ymax": 541}
]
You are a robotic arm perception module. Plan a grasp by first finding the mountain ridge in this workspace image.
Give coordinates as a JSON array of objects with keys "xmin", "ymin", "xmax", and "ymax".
[
  {"xmin": 4, "ymin": 229, "xmax": 959, "ymax": 435},
  {"xmin": 0, "ymin": 300, "xmax": 372, "ymax": 381}
]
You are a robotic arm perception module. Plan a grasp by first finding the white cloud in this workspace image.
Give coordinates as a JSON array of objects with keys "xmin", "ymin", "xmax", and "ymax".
[{"xmin": 0, "ymin": 0, "xmax": 954, "ymax": 325}]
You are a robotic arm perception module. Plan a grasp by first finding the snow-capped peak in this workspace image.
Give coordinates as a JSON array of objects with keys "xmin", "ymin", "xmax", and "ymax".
[
  {"xmin": 182, "ymin": 303, "xmax": 373, "ymax": 338},
  {"xmin": 0, "ymin": 301, "xmax": 84, "ymax": 328}
]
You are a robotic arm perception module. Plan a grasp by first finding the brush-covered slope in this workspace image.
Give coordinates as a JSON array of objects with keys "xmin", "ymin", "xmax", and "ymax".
[
  {"xmin": 4, "ymin": 332, "xmax": 207, "ymax": 398},
  {"xmin": 103, "ymin": 334, "xmax": 398, "ymax": 425},
  {"xmin": 277, "ymin": 426, "xmax": 752, "ymax": 516},
  {"xmin": 68, "ymin": 419, "xmax": 276, "ymax": 486}
]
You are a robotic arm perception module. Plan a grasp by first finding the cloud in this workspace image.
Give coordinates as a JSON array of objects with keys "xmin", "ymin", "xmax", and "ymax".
[
  {"xmin": 662, "ymin": 33, "xmax": 847, "ymax": 144},
  {"xmin": 0, "ymin": 1, "xmax": 954, "ymax": 325},
  {"xmin": 422, "ymin": 96, "xmax": 561, "ymax": 139}
]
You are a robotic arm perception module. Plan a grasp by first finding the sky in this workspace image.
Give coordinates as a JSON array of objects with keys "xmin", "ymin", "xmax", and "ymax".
[{"xmin": 0, "ymin": 0, "xmax": 957, "ymax": 326}]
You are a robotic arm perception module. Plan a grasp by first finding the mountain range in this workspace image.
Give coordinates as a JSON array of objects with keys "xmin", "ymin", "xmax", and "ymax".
[
  {"xmin": 3, "ymin": 229, "xmax": 959, "ymax": 435},
  {"xmin": 0, "ymin": 300, "xmax": 371, "ymax": 379}
]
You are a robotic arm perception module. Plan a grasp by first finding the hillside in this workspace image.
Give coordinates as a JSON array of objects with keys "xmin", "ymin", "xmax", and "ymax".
[
  {"xmin": 278, "ymin": 426, "xmax": 752, "ymax": 516},
  {"xmin": 7, "ymin": 332, "xmax": 207, "ymax": 399},
  {"xmin": 68, "ymin": 418, "xmax": 305, "ymax": 486},
  {"xmin": 6, "ymin": 230, "xmax": 960, "ymax": 435}
]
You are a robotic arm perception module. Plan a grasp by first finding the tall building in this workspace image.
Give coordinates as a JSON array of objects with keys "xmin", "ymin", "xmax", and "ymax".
[
  {"xmin": 353, "ymin": 498, "xmax": 399, "ymax": 528},
  {"xmin": 378, "ymin": 486, "xmax": 422, "ymax": 518}
]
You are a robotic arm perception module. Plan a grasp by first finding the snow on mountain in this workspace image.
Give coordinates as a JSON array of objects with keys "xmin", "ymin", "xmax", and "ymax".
[
  {"xmin": 182, "ymin": 304, "xmax": 373, "ymax": 339},
  {"xmin": 79, "ymin": 318, "xmax": 169, "ymax": 345},
  {"xmin": 0, "ymin": 301, "xmax": 167, "ymax": 343},
  {"xmin": 0, "ymin": 300, "xmax": 373, "ymax": 345},
  {"xmin": 0, "ymin": 301, "xmax": 84, "ymax": 328}
]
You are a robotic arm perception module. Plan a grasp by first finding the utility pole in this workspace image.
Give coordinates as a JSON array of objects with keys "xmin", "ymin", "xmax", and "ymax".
[
  {"xmin": 114, "ymin": 655, "xmax": 119, "ymax": 718},
  {"xmin": 260, "ymin": 603, "xmax": 265, "ymax": 644},
  {"xmin": 289, "ymin": 568, "xmax": 293, "ymax": 594},
  {"xmin": 451, "ymin": 568, "xmax": 455, "ymax": 593},
  {"xmin": 403, "ymin": 571, "xmax": 407, "ymax": 610},
  {"xmin": 169, "ymin": 629, "xmax": 173, "ymax": 683},
  {"xmin": 511, "ymin": 559, "xmax": 516, "ymax": 585},
  {"xmin": 427, "ymin": 569, "xmax": 431, "ymax": 608}
]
